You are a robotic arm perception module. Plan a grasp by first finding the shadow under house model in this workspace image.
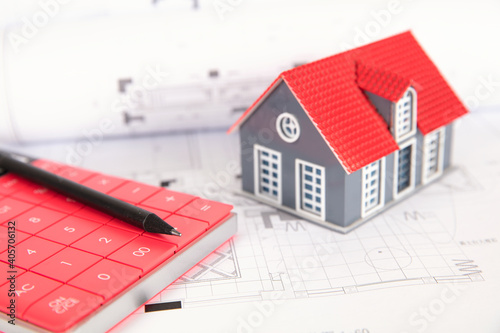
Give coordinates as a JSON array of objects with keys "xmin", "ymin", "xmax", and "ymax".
[{"xmin": 228, "ymin": 31, "xmax": 468, "ymax": 233}]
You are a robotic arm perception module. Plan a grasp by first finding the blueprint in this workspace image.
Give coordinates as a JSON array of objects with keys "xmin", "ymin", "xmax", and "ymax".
[{"xmin": 3, "ymin": 109, "xmax": 500, "ymax": 332}]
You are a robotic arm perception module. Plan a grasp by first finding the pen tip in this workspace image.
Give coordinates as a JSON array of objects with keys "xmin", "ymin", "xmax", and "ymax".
[
  {"xmin": 169, "ymin": 229, "xmax": 182, "ymax": 237},
  {"xmin": 144, "ymin": 213, "xmax": 182, "ymax": 236}
]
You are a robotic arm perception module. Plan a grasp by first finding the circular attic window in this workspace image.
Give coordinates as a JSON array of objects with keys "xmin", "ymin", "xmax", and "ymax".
[{"xmin": 276, "ymin": 113, "xmax": 300, "ymax": 143}]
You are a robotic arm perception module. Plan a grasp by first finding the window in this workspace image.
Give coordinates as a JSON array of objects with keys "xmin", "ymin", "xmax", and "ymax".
[
  {"xmin": 394, "ymin": 87, "xmax": 417, "ymax": 142},
  {"xmin": 276, "ymin": 113, "xmax": 300, "ymax": 143},
  {"xmin": 393, "ymin": 138, "xmax": 416, "ymax": 198},
  {"xmin": 254, "ymin": 145, "xmax": 281, "ymax": 203},
  {"xmin": 422, "ymin": 127, "xmax": 445, "ymax": 184},
  {"xmin": 361, "ymin": 158, "xmax": 385, "ymax": 217},
  {"xmin": 295, "ymin": 160, "xmax": 325, "ymax": 220}
]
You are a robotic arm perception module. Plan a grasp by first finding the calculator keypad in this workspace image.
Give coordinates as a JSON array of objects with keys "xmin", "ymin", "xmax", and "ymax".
[{"xmin": 0, "ymin": 159, "xmax": 234, "ymax": 332}]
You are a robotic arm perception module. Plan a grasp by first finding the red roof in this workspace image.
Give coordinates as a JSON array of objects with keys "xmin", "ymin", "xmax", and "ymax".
[{"xmin": 229, "ymin": 31, "xmax": 468, "ymax": 174}]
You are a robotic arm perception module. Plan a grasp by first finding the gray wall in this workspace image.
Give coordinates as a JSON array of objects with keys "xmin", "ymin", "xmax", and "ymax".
[
  {"xmin": 443, "ymin": 124, "xmax": 453, "ymax": 170},
  {"xmin": 364, "ymin": 91, "xmax": 393, "ymax": 130},
  {"xmin": 239, "ymin": 81, "xmax": 360, "ymax": 227}
]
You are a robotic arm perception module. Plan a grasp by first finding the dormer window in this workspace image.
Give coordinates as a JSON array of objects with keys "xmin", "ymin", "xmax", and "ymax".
[{"xmin": 394, "ymin": 87, "xmax": 417, "ymax": 142}]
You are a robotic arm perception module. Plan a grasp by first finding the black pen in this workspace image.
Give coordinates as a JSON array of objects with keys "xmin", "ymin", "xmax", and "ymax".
[{"xmin": 0, "ymin": 150, "xmax": 181, "ymax": 236}]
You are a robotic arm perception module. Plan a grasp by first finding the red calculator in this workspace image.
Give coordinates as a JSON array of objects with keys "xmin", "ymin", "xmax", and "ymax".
[{"xmin": 0, "ymin": 157, "xmax": 236, "ymax": 332}]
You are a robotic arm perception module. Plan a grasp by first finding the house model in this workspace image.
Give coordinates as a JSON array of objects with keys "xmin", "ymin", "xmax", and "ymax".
[{"xmin": 228, "ymin": 31, "xmax": 468, "ymax": 233}]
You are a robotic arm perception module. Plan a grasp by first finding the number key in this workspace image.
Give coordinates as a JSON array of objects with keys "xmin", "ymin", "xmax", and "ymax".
[
  {"xmin": 108, "ymin": 236, "xmax": 176, "ymax": 275},
  {"xmin": 14, "ymin": 206, "xmax": 66, "ymax": 234},
  {"xmin": 32, "ymin": 247, "xmax": 101, "ymax": 283},
  {"xmin": 37, "ymin": 216, "xmax": 101, "ymax": 245},
  {"xmin": 6, "ymin": 237, "xmax": 64, "ymax": 270},
  {"xmin": 71, "ymin": 225, "xmax": 138, "ymax": 257},
  {"xmin": 69, "ymin": 259, "xmax": 141, "ymax": 300}
]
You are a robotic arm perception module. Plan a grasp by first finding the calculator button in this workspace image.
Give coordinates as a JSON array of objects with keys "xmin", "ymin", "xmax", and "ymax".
[
  {"xmin": 106, "ymin": 218, "xmax": 144, "ymax": 234},
  {"xmin": 23, "ymin": 284, "xmax": 104, "ymax": 333},
  {"xmin": 9, "ymin": 237, "xmax": 64, "ymax": 270},
  {"xmin": 11, "ymin": 183, "xmax": 57, "ymax": 204},
  {"xmin": 0, "ymin": 272, "xmax": 62, "ymax": 318},
  {"xmin": 69, "ymin": 259, "xmax": 141, "ymax": 301},
  {"xmin": 176, "ymin": 198, "xmax": 233, "ymax": 226},
  {"xmin": 136, "ymin": 205, "xmax": 171, "ymax": 219},
  {"xmin": 141, "ymin": 189, "xmax": 196, "ymax": 213},
  {"xmin": 42, "ymin": 194, "xmax": 85, "ymax": 214},
  {"xmin": 14, "ymin": 206, "xmax": 67, "ymax": 234},
  {"xmin": 54, "ymin": 166, "xmax": 96, "ymax": 183},
  {"xmin": 143, "ymin": 215, "xmax": 208, "ymax": 251},
  {"xmin": 0, "ymin": 198, "xmax": 33, "ymax": 225},
  {"xmin": 0, "ymin": 261, "xmax": 26, "ymax": 281},
  {"xmin": 108, "ymin": 181, "xmax": 161, "ymax": 204},
  {"xmin": 37, "ymin": 216, "xmax": 101, "ymax": 246},
  {"xmin": 32, "ymin": 247, "xmax": 102, "ymax": 283},
  {"xmin": 0, "ymin": 225, "xmax": 30, "ymax": 253},
  {"xmin": 81, "ymin": 174, "xmax": 127, "ymax": 194},
  {"xmin": 73, "ymin": 206, "xmax": 114, "ymax": 223},
  {"xmin": 71, "ymin": 225, "xmax": 138, "ymax": 257},
  {"xmin": 108, "ymin": 236, "xmax": 176, "ymax": 275},
  {"xmin": 0, "ymin": 174, "xmax": 32, "ymax": 196}
]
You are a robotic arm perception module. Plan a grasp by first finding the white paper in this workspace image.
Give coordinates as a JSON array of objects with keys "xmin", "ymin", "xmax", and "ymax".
[{"xmin": 3, "ymin": 108, "xmax": 499, "ymax": 333}]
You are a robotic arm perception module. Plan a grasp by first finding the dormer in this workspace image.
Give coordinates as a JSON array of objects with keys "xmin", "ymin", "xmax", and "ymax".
[{"xmin": 356, "ymin": 62, "xmax": 417, "ymax": 143}]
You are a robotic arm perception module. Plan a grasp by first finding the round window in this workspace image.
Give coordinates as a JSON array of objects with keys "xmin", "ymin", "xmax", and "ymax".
[{"xmin": 276, "ymin": 113, "xmax": 300, "ymax": 143}]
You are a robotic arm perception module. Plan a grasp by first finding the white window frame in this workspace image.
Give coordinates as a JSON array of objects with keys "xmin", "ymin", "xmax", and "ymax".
[
  {"xmin": 295, "ymin": 159, "xmax": 326, "ymax": 221},
  {"xmin": 393, "ymin": 87, "xmax": 417, "ymax": 143},
  {"xmin": 254, "ymin": 144, "xmax": 282, "ymax": 204},
  {"xmin": 276, "ymin": 112, "xmax": 301, "ymax": 143},
  {"xmin": 361, "ymin": 158, "xmax": 386, "ymax": 218},
  {"xmin": 393, "ymin": 138, "xmax": 417, "ymax": 199},
  {"xmin": 422, "ymin": 127, "xmax": 446, "ymax": 184}
]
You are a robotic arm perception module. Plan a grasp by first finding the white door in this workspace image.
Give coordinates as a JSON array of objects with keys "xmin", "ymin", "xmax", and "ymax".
[
  {"xmin": 296, "ymin": 160, "xmax": 325, "ymax": 220},
  {"xmin": 254, "ymin": 145, "xmax": 281, "ymax": 203}
]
